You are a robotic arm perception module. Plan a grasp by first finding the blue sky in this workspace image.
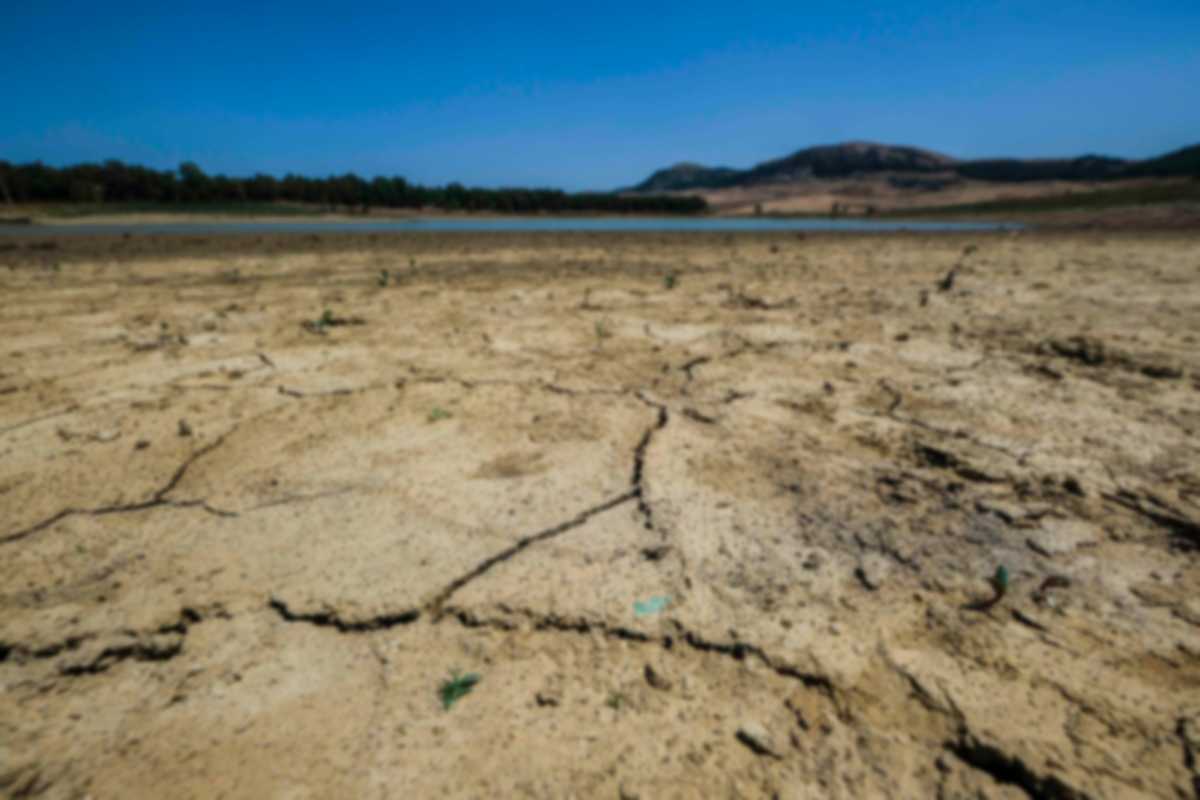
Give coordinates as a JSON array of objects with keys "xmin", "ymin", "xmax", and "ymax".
[{"xmin": 2, "ymin": 1, "xmax": 1198, "ymax": 190}]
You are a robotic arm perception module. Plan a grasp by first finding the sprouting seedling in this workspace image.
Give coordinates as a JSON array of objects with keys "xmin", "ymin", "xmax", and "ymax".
[
  {"xmin": 990, "ymin": 565, "xmax": 1009, "ymax": 597},
  {"xmin": 605, "ymin": 691, "xmax": 626, "ymax": 710},
  {"xmin": 301, "ymin": 309, "xmax": 338, "ymax": 334},
  {"xmin": 428, "ymin": 407, "xmax": 452, "ymax": 422},
  {"xmin": 595, "ymin": 320, "xmax": 612, "ymax": 340},
  {"xmin": 664, "ymin": 273, "xmax": 678, "ymax": 290},
  {"xmin": 964, "ymin": 564, "xmax": 1009, "ymax": 612},
  {"xmin": 377, "ymin": 269, "xmax": 390, "ymax": 287},
  {"xmin": 439, "ymin": 669, "xmax": 481, "ymax": 710}
]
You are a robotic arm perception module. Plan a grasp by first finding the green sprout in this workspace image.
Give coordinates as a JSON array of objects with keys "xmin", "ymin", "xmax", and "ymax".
[
  {"xmin": 965, "ymin": 564, "xmax": 1010, "ymax": 612},
  {"xmin": 595, "ymin": 320, "xmax": 612, "ymax": 340},
  {"xmin": 991, "ymin": 565, "xmax": 1009, "ymax": 596},
  {"xmin": 428, "ymin": 407, "xmax": 452, "ymax": 422},
  {"xmin": 605, "ymin": 691, "xmax": 626, "ymax": 710},
  {"xmin": 377, "ymin": 269, "xmax": 390, "ymax": 287},
  {"xmin": 439, "ymin": 669, "xmax": 481, "ymax": 710},
  {"xmin": 664, "ymin": 273, "xmax": 678, "ymax": 290}
]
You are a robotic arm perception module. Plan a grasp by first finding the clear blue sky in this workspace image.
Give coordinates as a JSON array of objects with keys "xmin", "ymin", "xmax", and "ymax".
[{"xmin": 3, "ymin": 0, "xmax": 1197, "ymax": 190}]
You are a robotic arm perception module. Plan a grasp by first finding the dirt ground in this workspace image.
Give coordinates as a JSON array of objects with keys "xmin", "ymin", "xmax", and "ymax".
[{"xmin": 2, "ymin": 230, "xmax": 1199, "ymax": 799}]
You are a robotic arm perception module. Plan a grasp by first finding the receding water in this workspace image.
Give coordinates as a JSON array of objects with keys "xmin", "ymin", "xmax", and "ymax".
[{"xmin": 0, "ymin": 216, "xmax": 1020, "ymax": 236}]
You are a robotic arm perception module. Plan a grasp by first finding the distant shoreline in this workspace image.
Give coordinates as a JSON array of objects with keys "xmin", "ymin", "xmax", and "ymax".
[{"xmin": 4, "ymin": 195, "xmax": 1198, "ymax": 231}]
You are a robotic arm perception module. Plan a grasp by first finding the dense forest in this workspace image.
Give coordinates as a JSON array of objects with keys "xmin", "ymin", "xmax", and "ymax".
[{"xmin": 0, "ymin": 160, "xmax": 708, "ymax": 215}]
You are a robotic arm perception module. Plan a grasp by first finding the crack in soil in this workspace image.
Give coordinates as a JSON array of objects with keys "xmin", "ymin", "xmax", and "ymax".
[
  {"xmin": 0, "ymin": 405, "xmax": 81, "ymax": 438},
  {"xmin": 246, "ymin": 487, "xmax": 357, "ymax": 511},
  {"xmin": 268, "ymin": 598, "xmax": 421, "ymax": 632},
  {"xmin": 946, "ymin": 732, "xmax": 1089, "ymax": 800},
  {"xmin": 1177, "ymin": 717, "xmax": 1200, "ymax": 800},
  {"xmin": 1, "ymin": 607, "xmax": 215, "ymax": 676},
  {"xmin": 1102, "ymin": 489, "xmax": 1200, "ymax": 549},
  {"xmin": 427, "ymin": 489, "xmax": 639, "ymax": 612},
  {"xmin": 631, "ymin": 396, "xmax": 669, "ymax": 534},
  {"xmin": 878, "ymin": 380, "xmax": 1029, "ymax": 464},
  {"xmin": 440, "ymin": 605, "xmax": 844, "ymax": 707},
  {"xmin": 0, "ymin": 427, "xmax": 241, "ymax": 546},
  {"xmin": 397, "ymin": 369, "xmax": 630, "ymax": 400}
]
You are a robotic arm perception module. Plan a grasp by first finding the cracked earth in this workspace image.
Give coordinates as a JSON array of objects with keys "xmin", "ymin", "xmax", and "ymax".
[{"xmin": 2, "ymin": 230, "xmax": 1199, "ymax": 798}]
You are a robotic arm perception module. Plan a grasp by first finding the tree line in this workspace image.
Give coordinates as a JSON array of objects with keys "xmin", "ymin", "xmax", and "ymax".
[{"xmin": 0, "ymin": 160, "xmax": 708, "ymax": 215}]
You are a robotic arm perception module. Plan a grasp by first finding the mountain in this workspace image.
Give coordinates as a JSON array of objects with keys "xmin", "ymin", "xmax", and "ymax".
[
  {"xmin": 1123, "ymin": 143, "xmax": 1200, "ymax": 178},
  {"xmin": 627, "ymin": 141, "xmax": 1200, "ymax": 193},
  {"xmin": 955, "ymin": 155, "xmax": 1128, "ymax": 182},
  {"xmin": 631, "ymin": 162, "xmax": 741, "ymax": 192},
  {"xmin": 739, "ymin": 141, "xmax": 958, "ymax": 184}
]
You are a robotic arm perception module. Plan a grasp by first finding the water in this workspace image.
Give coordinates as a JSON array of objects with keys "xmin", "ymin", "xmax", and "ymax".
[{"xmin": 0, "ymin": 216, "xmax": 1020, "ymax": 237}]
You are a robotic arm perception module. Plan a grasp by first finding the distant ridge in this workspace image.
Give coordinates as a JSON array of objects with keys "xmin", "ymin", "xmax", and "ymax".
[
  {"xmin": 628, "ymin": 140, "xmax": 1199, "ymax": 192},
  {"xmin": 632, "ymin": 162, "xmax": 741, "ymax": 193},
  {"xmin": 1124, "ymin": 143, "xmax": 1200, "ymax": 178},
  {"xmin": 739, "ymin": 141, "xmax": 957, "ymax": 185}
]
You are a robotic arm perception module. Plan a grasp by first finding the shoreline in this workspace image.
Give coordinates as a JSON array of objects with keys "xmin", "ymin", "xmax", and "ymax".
[{"xmin": 3, "ymin": 207, "xmax": 1195, "ymax": 231}]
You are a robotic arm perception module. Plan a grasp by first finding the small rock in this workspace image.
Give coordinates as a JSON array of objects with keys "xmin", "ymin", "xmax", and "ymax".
[
  {"xmin": 644, "ymin": 664, "xmax": 671, "ymax": 691},
  {"xmin": 735, "ymin": 722, "xmax": 781, "ymax": 759},
  {"xmin": 854, "ymin": 555, "xmax": 891, "ymax": 592},
  {"xmin": 134, "ymin": 439, "xmax": 150, "ymax": 450},
  {"xmin": 535, "ymin": 690, "xmax": 560, "ymax": 707},
  {"xmin": 178, "ymin": 419, "xmax": 192, "ymax": 437}
]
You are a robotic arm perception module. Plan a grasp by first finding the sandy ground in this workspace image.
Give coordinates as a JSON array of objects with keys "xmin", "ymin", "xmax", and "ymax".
[
  {"xmin": 681, "ymin": 176, "xmax": 1200, "ymax": 224},
  {"xmin": 691, "ymin": 176, "xmax": 1181, "ymax": 216},
  {"xmin": 2, "ymin": 231, "xmax": 1199, "ymax": 798}
]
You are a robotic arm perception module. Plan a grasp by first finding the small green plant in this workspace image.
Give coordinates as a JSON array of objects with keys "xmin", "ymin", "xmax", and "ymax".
[
  {"xmin": 965, "ymin": 564, "xmax": 1010, "ymax": 612},
  {"xmin": 595, "ymin": 320, "xmax": 612, "ymax": 340},
  {"xmin": 663, "ymin": 273, "xmax": 678, "ymax": 290},
  {"xmin": 605, "ymin": 691, "xmax": 626, "ymax": 710},
  {"xmin": 439, "ymin": 669, "xmax": 481, "ymax": 710},
  {"xmin": 377, "ymin": 269, "xmax": 390, "ymax": 287},
  {"xmin": 302, "ymin": 308, "xmax": 366, "ymax": 335},
  {"xmin": 428, "ymin": 407, "xmax": 452, "ymax": 422},
  {"xmin": 990, "ymin": 565, "xmax": 1009, "ymax": 597}
]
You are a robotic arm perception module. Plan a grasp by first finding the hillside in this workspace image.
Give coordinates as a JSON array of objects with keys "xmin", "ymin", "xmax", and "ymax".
[
  {"xmin": 628, "ymin": 140, "xmax": 1200, "ymax": 194},
  {"xmin": 631, "ymin": 162, "xmax": 741, "ymax": 192},
  {"xmin": 739, "ymin": 141, "xmax": 957, "ymax": 184},
  {"xmin": 626, "ymin": 140, "xmax": 1200, "ymax": 219},
  {"xmin": 1124, "ymin": 143, "xmax": 1200, "ymax": 177}
]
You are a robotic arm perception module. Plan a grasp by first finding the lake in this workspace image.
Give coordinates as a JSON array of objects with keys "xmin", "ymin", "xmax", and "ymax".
[{"xmin": 0, "ymin": 216, "xmax": 1021, "ymax": 236}]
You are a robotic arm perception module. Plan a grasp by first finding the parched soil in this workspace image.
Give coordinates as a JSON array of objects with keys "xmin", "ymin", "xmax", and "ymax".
[{"xmin": 2, "ymin": 231, "xmax": 1199, "ymax": 799}]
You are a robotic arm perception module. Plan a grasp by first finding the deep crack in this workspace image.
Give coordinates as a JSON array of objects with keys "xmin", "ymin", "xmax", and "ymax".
[
  {"xmin": 947, "ymin": 732, "xmax": 1088, "ymax": 800},
  {"xmin": 269, "ymin": 598, "xmax": 421, "ymax": 632},
  {"xmin": 2, "ymin": 607, "xmax": 213, "ymax": 677},
  {"xmin": 631, "ymin": 396, "xmax": 670, "ymax": 533},
  {"xmin": 1103, "ymin": 489, "xmax": 1200, "ymax": 549}
]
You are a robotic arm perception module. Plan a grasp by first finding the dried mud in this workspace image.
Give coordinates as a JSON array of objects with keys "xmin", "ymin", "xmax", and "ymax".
[{"xmin": 2, "ymin": 231, "xmax": 1199, "ymax": 798}]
